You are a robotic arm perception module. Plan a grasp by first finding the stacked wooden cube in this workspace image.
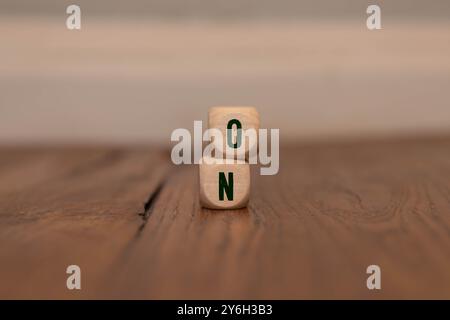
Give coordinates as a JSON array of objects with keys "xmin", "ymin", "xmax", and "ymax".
[{"xmin": 199, "ymin": 106, "xmax": 259, "ymax": 209}]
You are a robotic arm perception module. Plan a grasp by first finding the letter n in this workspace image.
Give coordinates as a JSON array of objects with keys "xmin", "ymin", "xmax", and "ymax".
[{"xmin": 219, "ymin": 172, "xmax": 233, "ymax": 201}]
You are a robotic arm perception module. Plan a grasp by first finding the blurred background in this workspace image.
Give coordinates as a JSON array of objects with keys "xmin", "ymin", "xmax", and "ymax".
[{"xmin": 1, "ymin": 0, "xmax": 449, "ymax": 145}]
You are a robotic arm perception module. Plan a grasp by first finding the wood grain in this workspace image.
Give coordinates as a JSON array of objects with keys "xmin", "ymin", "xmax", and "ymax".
[
  {"xmin": 0, "ymin": 147, "xmax": 171, "ymax": 299},
  {"xmin": 0, "ymin": 137, "xmax": 449, "ymax": 299}
]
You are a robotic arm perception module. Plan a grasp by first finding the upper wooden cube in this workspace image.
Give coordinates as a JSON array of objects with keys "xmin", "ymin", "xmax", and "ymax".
[{"xmin": 208, "ymin": 106, "xmax": 260, "ymax": 160}]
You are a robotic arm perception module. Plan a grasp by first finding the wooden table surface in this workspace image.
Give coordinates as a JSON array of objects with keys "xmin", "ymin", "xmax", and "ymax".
[{"xmin": 0, "ymin": 136, "xmax": 449, "ymax": 299}]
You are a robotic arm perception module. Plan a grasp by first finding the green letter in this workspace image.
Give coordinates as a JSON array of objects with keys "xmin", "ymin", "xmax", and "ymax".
[
  {"xmin": 219, "ymin": 172, "xmax": 234, "ymax": 201},
  {"xmin": 226, "ymin": 119, "xmax": 242, "ymax": 149}
]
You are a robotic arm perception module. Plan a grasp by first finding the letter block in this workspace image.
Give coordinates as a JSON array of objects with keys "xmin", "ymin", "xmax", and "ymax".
[
  {"xmin": 199, "ymin": 157, "xmax": 250, "ymax": 209},
  {"xmin": 208, "ymin": 106, "xmax": 259, "ymax": 160}
]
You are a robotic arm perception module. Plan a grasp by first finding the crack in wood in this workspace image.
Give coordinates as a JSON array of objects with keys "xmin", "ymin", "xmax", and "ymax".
[
  {"xmin": 141, "ymin": 181, "xmax": 165, "ymax": 220},
  {"xmin": 137, "ymin": 168, "xmax": 173, "ymax": 231}
]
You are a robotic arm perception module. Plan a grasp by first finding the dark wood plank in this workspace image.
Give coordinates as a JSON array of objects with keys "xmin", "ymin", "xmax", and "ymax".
[
  {"xmin": 0, "ymin": 137, "xmax": 449, "ymax": 299},
  {"xmin": 0, "ymin": 147, "xmax": 171, "ymax": 299},
  {"xmin": 111, "ymin": 137, "xmax": 450, "ymax": 299}
]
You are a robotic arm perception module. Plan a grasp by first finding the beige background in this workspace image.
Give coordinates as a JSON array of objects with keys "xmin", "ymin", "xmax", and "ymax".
[{"xmin": 1, "ymin": 1, "xmax": 449, "ymax": 145}]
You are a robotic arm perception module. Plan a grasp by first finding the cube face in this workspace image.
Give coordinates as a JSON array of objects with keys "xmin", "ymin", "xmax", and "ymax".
[
  {"xmin": 208, "ymin": 106, "xmax": 260, "ymax": 160},
  {"xmin": 199, "ymin": 157, "xmax": 250, "ymax": 209}
]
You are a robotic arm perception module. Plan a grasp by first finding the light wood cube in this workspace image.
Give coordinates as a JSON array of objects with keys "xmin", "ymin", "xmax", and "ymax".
[
  {"xmin": 208, "ymin": 106, "xmax": 259, "ymax": 160},
  {"xmin": 199, "ymin": 157, "xmax": 250, "ymax": 209}
]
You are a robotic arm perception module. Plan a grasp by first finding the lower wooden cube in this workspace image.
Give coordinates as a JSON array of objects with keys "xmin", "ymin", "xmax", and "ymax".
[{"xmin": 199, "ymin": 157, "xmax": 250, "ymax": 209}]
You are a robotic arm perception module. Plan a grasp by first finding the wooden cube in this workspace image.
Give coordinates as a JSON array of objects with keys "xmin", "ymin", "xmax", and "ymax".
[
  {"xmin": 208, "ymin": 106, "xmax": 259, "ymax": 160},
  {"xmin": 199, "ymin": 157, "xmax": 250, "ymax": 209}
]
